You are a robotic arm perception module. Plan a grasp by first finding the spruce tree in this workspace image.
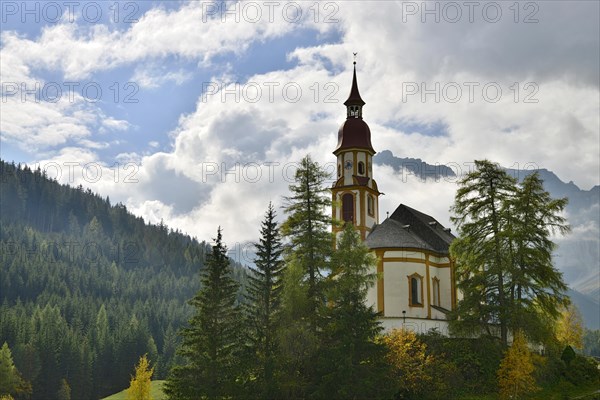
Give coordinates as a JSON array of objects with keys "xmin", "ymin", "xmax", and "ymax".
[
  {"xmin": 244, "ymin": 203, "xmax": 285, "ymax": 399},
  {"xmin": 276, "ymin": 259, "xmax": 319, "ymax": 399},
  {"xmin": 281, "ymin": 155, "xmax": 332, "ymax": 333},
  {"xmin": 56, "ymin": 379, "xmax": 71, "ymax": 400},
  {"xmin": 316, "ymin": 223, "xmax": 392, "ymax": 399},
  {"xmin": 165, "ymin": 228, "xmax": 242, "ymax": 400},
  {"xmin": 0, "ymin": 342, "xmax": 29, "ymax": 398}
]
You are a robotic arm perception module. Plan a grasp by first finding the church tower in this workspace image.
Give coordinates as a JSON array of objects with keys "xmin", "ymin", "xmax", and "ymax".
[
  {"xmin": 332, "ymin": 62, "xmax": 381, "ymax": 241},
  {"xmin": 331, "ymin": 59, "xmax": 456, "ymax": 332}
]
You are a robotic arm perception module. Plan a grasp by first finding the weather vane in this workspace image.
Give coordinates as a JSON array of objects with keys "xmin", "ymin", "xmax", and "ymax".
[{"xmin": 353, "ymin": 52, "xmax": 357, "ymax": 64}]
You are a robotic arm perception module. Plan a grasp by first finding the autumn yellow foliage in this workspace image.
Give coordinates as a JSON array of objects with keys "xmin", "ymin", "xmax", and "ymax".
[
  {"xmin": 497, "ymin": 331, "xmax": 539, "ymax": 400},
  {"xmin": 556, "ymin": 303, "xmax": 584, "ymax": 349},
  {"xmin": 381, "ymin": 328, "xmax": 435, "ymax": 395},
  {"xmin": 126, "ymin": 355, "xmax": 154, "ymax": 400}
]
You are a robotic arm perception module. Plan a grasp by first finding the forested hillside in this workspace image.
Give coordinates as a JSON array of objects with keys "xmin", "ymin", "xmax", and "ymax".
[
  {"xmin": 1, "ymin": 159, "xmax": 598, "ymax": 400},
  {"xmin": 0, "ymin": 160, "xmax": 247, "ymax": 399}
]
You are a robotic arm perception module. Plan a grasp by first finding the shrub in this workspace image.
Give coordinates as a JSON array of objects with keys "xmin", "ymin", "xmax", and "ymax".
[
  {"xmin": 563, "ymin": 354, "xmax": 600, "ymax": 385},
  {"xmin": 420, "ymin": 334, "xmax": 503, "ymax": 393}
]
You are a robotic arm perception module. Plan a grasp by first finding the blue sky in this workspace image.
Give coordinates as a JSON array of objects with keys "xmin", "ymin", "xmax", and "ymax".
[{"xmin": 1, "ymin": 1, "xmax": 599, "ymax": 287}]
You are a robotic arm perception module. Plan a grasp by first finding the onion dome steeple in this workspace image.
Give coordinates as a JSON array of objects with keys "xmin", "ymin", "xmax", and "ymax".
[{"xmin": 334, "ymin": 60, "xmax": 374, "ymax": 154}]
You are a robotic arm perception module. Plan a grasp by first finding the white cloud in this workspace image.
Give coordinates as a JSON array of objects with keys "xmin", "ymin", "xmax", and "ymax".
[
  {"xmin": 132, "ymin": 66, "xmax": 193, "ymax": 89},
  {"xmin": 2, "ymin": 0, "xmax": 598, "ymax": 278},
  {"xmin": 0, "ymin": 2, "xmax": 329, "ymax": 80},
  {"xmin": 0, "ymin": 1, "xmax": 335, "ymax": 158},
  {"xmin": 0, "ymin": 93, "xmax": 94, "ymax": 149},
  {"xmin": 78, "ymin": 139, "xmax": 110, "ymax": 149},
  {"xmin": 102, "ymin": 117, "xmax": 131, "ymax": 131}
]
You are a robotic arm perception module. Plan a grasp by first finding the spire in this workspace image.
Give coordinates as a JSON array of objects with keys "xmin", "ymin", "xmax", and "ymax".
[
  {"xmin": 344, "ymin": 60, "xmax": 365, "ymax": 108},
  {"xmin": 334, "ymin": 57, "xmax": 374, "ymax": 154}
]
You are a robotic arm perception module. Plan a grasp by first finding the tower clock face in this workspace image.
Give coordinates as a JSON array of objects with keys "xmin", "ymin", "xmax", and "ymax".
[{"xmin": 344, "ymin": 161, "xmax": 353, "ymax": 170}]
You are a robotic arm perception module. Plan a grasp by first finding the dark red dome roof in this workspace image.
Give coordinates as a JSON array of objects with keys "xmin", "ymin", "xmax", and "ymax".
[{"xmin": 335, "ymin": 118, "xmax": 375, "ymax": 154}]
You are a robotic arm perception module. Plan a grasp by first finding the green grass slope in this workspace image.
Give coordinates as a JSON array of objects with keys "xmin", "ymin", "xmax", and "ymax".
[{"xmin": 101, "ymin": 380, "xmax": 166, "ymax": 400}]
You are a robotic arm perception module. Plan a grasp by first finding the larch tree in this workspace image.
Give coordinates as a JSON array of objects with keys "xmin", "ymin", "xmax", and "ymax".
[
  {"xmin": 281, "ymin": 155, "xmax": 333, "ymax": 333},
  {"xmin": 450, "ymin": 160, "xmax": 517, "ymax": 345},
  {"xmin": 165, "ymin": 227, "xmax": 243, "ymax": 400},
  {"xmin": 244, "ymin": 203, "xmax": 285, "ymax": 399},
  {"xmin": 126, "ymin": 355, "xmax": 153, "ymax": 400},
  {"xmin": 450, "ymin": 162, "xmax": 570, "ymax": 346},
  {"xmin": 497, "ymin": 331, "xmax": 539, "ymax": 400},
  {"xmin": 556, "ymin": 303, "xmax": 585, "ymax": 350},
  {"xmin": 505, "ymin": 172, "xmax": 570, "ymax": 342}
]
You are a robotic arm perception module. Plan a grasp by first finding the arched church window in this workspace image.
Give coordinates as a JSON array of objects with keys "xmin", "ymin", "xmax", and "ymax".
[
  {"xmin": 408, "ymin": 273, "xmax": 423, "ymax": 307},
  {"xmin": 338, "ymin": 164, "xmax": 341, "ymax": 177},
  {"xmin": 342, "ymin": 193, "xmax": 354, "ymax": 223},
  {"xmin": 367, "ymin": 194, "xmax": 374, "ymax": 216},
  {"xmin": 358, "ymin": 161, "xmax": 365, "ymax": 175}
]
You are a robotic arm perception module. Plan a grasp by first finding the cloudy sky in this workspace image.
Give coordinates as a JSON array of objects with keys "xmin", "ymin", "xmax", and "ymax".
[{"xmin": 1, "ymin": 1, "xmax": 599, "ymax": 265}]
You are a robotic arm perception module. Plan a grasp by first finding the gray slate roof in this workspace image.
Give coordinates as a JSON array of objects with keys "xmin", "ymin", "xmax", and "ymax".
[{"xmin": 364, "ymin": 204, "xmax": 455, "ymax": 254}]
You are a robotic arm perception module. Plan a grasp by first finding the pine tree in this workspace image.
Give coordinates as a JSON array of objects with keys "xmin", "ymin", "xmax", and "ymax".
[
  {"xmin": 244, "ymin": 203, "xmax": 285, "ymax": 398},
  {"xmin": 281, "ymin": 155, "xmax": 332, "ymax": 333},
  {"xmin": 316, "ymin": 223, "xmax": 391, "ymax": 399},
  {"xmin": 450, "ymin": 160, "xmax": 517, "ymax": 345},
  {"xmin": 126, "ymin": 355, "xmax": 153, "ymax": 400},
  {"xmin": 497, "ymin": 331, "xmax": 539, "ymax": 399},
  {"xmin": 165, "ymin": 227, "xmax": 242, "ymax": 400}
]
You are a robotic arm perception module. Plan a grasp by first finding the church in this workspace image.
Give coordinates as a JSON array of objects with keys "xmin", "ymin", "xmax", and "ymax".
[{"xmin": 331, "ymin": 62, "xmax": 457, "ymax": 334}]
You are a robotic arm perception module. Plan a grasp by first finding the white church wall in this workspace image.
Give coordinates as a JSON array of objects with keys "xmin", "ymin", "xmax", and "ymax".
[
  {"xmin": 355, "ymin": 192, "xmax": 362, "ymax": 224},
  {"xmin": 430, "ymin": 307, "xmax": 448, "ymax": 320},
  {"xmin": 430, "ymin": 255, "xmax": 450, "ymax": 264},
  {"xmin": 379, "ymin": 318, "xmax": 450, "ymax": 335},
  {"xmin": 383, "ymin": 261, "xmax": 428, "ymax": 318}
]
